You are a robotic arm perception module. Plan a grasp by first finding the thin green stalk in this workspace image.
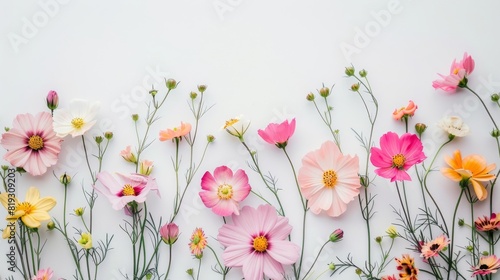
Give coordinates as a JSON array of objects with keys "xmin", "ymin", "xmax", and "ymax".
[
  {"xmin": 163, "ymin": 245, "xmax": 173, "ymax": 280},
  {"xmin": 301, "ymin": 241, "xmax": 329, "ymax": 280},
  {"xmin": 26, "ymin": 228, "xmax": 36, "ymax": 275},
  {"xmin": 196, "ymin": 258, "xmax": 201, "ymax": 280},
  {"xmin": 448, "ymin": 189, "xmax": 464, "ymax": 280}
]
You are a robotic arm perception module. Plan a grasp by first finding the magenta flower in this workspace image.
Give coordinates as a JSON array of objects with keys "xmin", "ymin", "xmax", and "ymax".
[
  {"xmin": 258, "ymin": 118, "xmax": 296, "ymax": 148},
  {"xmin": 94, "ymin": 172, "xmax": 159, "ymax": 210},
  {"xmin": 298, "ymin": 141, "xmax": 360, "ymax": 217},
  {"xmin": 432, "ymin": 52, "xmax": 475, "ymax": 92},
  {"xmin": 199, "ymin": 166, "xmax": 251, "ymax": 216},
  {"xmin": 217, "ymin": 204, "xmax": 300, "ymax": 280},
  {"xmin": 0, "ymin": 112, "xmax": 62, "ymax": 176},
  {"xmin": 370, "ymin": 132, "xmax": 426, "ymax": 182}
]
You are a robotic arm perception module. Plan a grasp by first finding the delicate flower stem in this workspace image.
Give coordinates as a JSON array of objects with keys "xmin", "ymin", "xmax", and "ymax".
[
  {"xmin": 196, "ymin": 258, "xmax": 202, "ymax": 280},
  {"xmin": 301, "ymin": 240, "xmax": 329, "ymax": 280},
  {"xmin": 465, "ymin": 86, "xmax": 499, "ymax": 131},
  {"xmin": 448, "ymin": 189, "xmax": 464, "ymax": 280},
  {"xmin": 163, "ymin": 244, "xmax": 173, "ymax": 280}
]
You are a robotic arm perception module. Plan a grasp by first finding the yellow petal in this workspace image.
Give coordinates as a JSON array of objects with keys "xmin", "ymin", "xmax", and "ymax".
[
  {"xmin": 21, "ymin": 214, "xmax": 41, "ymax": 228},
  {"xmin": 24, "ymin": 187, "xmax": 41, "ymax": 204},
  {"xmin": 33, "ymin": 197, "xmax": 56, "ymax": 212},
  {"xmin": 470, "ymin": 179, "xmax": 487, "ymax": 201}
]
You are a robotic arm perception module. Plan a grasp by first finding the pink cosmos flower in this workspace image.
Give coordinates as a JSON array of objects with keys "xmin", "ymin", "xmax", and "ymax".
[
  {"xmin": 46, "ymin": 90, "xmax": 58, "ymax": 111},
  {"xmin": 472, "ymin": 255, "xmax": 500, "ymax": 276},
  {"xmin": 159, "ymin": 122, "xmax": 191, "ymax": 141},
  {"xmin": 199, "ymin": 166, "xmax": 251, "ymax": 216},
  {"xmin": 160, "ymin": 222, "xmax": 179, "ymax": 245},
  {"xmin": 432, "ymin": 52, "xmax": 475, "ymax": 92},
  {"xmin": 370, "ymin": 132, "xmax": 426, "ymax": 182},
  {"xmin": 120, "ymin": 145, "xmax": 137, "ymax": 163},
  {"xmin": 32, "ymin": 267, "xmax": 53, "ymax": 280},
  {"xmin": 298, "ymin": 141, "xmax": 361, "ymax": 217},
  {"xmin": 217, "ymin": 204, "xmax": 300, "ymax": 280},
  {"xmin": 392, "ymin": 100, "xmax": 417, "ymax": 120},
  {"xmin": 258, "ymin": 118, "xmax": 296, "ymax": 148},
  {"xmin": 94, "ymin": 172, "xmax": 159, "ymax": 210},
  {"xmin": 0, "ymin": 112, "xmax": 62, "ymax": 176}
]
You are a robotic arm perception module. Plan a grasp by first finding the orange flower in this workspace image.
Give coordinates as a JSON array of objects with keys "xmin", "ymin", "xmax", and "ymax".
[
  {"xmin": 441, "ymin": 150, "xmax": 496, "ymax": 201},
  {"xmin": 393, "ymin": 100, "xmax": 418, "ymax": 120},
  {"xmin": 395, "ymin": 254, "xmax": 418, "ymax": 280},
  {"xmin": 159, "ymin": 122, "xmax": 191, "ymax": 141}
]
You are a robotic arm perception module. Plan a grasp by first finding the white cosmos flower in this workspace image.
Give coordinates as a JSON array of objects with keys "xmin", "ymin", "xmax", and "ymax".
[
  {"xmin": 438, "ymin": 116, "xmax": 469, "ymax": 137},
  {"xmin": 53, "ymin": 99, "xmax": 100, "ymax": 138}
]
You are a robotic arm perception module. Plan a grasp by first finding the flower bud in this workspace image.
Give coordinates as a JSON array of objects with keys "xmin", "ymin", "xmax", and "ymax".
[
  {"xmin": 149, "ymin": 89, "xmax": 158, "ymax": 97},
  {"xmin": 78, "ymin": 232, "xmax": 92, "ymax": 249},
  {"xmin": 329, "ymin": 229, "xmax": 344, "ymax": 242},
  {"xmin": 207, "ymin": 135, "xmax": 215, "ymax": 143},
  {"xmin": 319, "ymin": 87, "xmax": 330, "ymax": 97},
  {"xmin": 328, "ymin": 263, "xmax": 335, "ymax": 271},
  {"xmin": 94, "ymin": 136, "xmax": 103, "ymax": 144},
  {"xmin": 74, "ymin": 207, "xmax": 84, "ymax": 216},
  {"xmin": 458, "ymin": 218, "xmax": 464, "ymax": 226},
  {"xmin": 4, "ymin": 127, "xmax": 10, "ymax": 132},
  {"xmin": 190, "ymin": 91, "xmax": 198, "ymax": 99},
  {"xmin": 60, "ymin": 173, "xmax": 71, "ymax": 185},
  {"xmin": 104, "ymin": 131, "xmax": 114, "ymax": 140},
  {"xmin": 166, "ymin": 79, "xmax": 177, "ymax": 90},
  {"xmin": 359, "ymin": 69, "xmax": 367, "ymax": 77},
  {"xmin": 197, "ymin": 85, "xmax": 207, "ymax": 93},
  {"xmin": 491, "ymin": 129, "xmax": 500, "ymax": 138},
  {"xmin": 345, "ymin": 67, "xmax": 355, "ymax": 76},
  {"xmin": 483, "ymin": 251, "xmax": 489, "ymax": 256},
  {"xmin": 375, "ymin": 236, "xmax": 382, "ymax": 243},
  {"xmin": 46, "ymin": 90, "xmax": 59, "ymax": 111},
  {"xmin": 491, "ymin": 93, "xmax": 500, "ymax": 102},
  {"xmin": 1, "ymin": 165, "xmax": 8, "ymax": 171},
  {"xmin": 120, "ymin": 146, "xmax": 137, "ymax": 164},
  {"xmin": 415, "ymin": 123, "xmax": 427, "ymax": 137},
  {"xmin": 186, "ymin": 269, "xmax": 193, "ymax": 276},
  {"xmin": 306, "ymin": 93, "xmax": 315, "ymax": 101},
  {"xmin": 386, "ymin": 225, "xmax": 398, "ymax": 239},
  {"xmin": 350, "ymin": 83, "xmax": 360, "ymax": 92},
  {"xmin": 132, "ymin": 114, "xmax": 139, "ymax": 122},
  {"xmin": 160, "ymin": 223, "xmax": 179, "ymax": 245},
  {"xmin": 139, "ymin": 160, "xmax": 153, "ymax": 176},
  {"xmin": 47, "ymin": 220, "xmax": 55, "ymax": 230},
  {"xmin": 355, "ymin": 268, "xmax": 362, "ymax": 275},
  {"xmin": 466, "ymin": 245, "xmax": 473, "ymax": 252}
]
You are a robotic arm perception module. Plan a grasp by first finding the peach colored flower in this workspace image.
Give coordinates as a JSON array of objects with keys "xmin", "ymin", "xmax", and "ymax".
[
  {"xmin": 159, "ymin": 122, "xmax": 191, "ymax": 141},
  {"xmin": 393, "ymin": 100, "xmax": 417, "ymax": 120},
  {"xmin": 420, "ymin": 235, "xmax": 449, "ymax": 259},
  {"xmin": 472, "ymin": 255, "xmax": 500, "ymax": 276},
  {"xmin": 475, "ymin": 213, "xmax": 500, "ymax": 232},
  {"xmin": 120, "ymin": 145, "xmax": 137, "ymax": 163},
  {"xmin": 139, "ymin": 160, "xmax": 153, "ymax": 175}
]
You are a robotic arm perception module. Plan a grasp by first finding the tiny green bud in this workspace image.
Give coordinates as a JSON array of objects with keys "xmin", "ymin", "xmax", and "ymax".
[
  {"xmin": 94, "ymin": 136, "xmax": 103, "ymax": 144},
  {"xmin": 328, "ymin": 263, "xmax": 335, "ymax": 271},
  {"xmin": 132, "ymin": 114, "xmax": 139, "ymax": 121},
  {"xmin": 149, "ymin": 89, "xmax": 158, "ymax": 97},
  {"xmin": 359, "ymin": 69, "xmax": 367, "ymax": 77},
  {"xmin": 458, "ymin": 218, "xmax": 464, "ymax": 226},
  {"xmin": 47, "ymin": 220, "xmax": 55, "ymax": 230},
  {"xmin": 355, "ymin": 268, "xmax": 362, "ymax": 275},
  {"xmin": 207, "ymin": 135, "xmax": 215, "ymax": 143},
  {"xmin": 166, "ymin": 78, "xmax": 177, "ymax": 90},
  {"xmin": 345, "ymin": 67, "xmax": 355, "ymax": 76},
  {"xmin": 197, "ymin": 84, "xmax": 207, "ymax": 93},
  {"xmin": 1, "ymin": 165, "xmax": 8, "ymax": 171},
  {"xmin": 186, "ymin": 269, "xmax": 193, "ymax": 276},
  {"xmin": 350, "ymin": 83, "xmax": 360, "ymax": 92},
  {"xmin": 190, "ymin": 91, "xmax": 198, "ymax": 99},
  {"xmin": 491, "ymin": 93, "xmax": 500, "ymax": 102},
  {"xmin": 146, "ymin": 273, "xmax": 152, "ymax": 280},
  {"xmin": 60, "ymin": 173, "xmax": 71, "ymax": 185},
  {"xmin": 466, "ymin": 245, "xmax": 473, "ymax": 252},
  {"xmin": 483, "ymin": 251, "xmax": 489, "ymax": 256},
  {"xmin": 319, "ymin": 87, "xmax": 330, "ymax": 97},
  {"xmin": 104, "ymin": 131, "xmax": 114, "ymax": 140},
  {"xmin": 74, "ymin": 207, "xmax": 84, "ymax": 216},
  {"xmin": 491, "ymin": 129, "xmax": 500, "ymax": 138},
  {"xmin": 306, "ymin": 93, "xmax": 315, "ymax": 101},
  {"xmin": 415, "ymin": 123, "xmax": 427, "ymax": 137},
  {"xmin": 4, "ymin": 127, "xmax": 10, "ymax": 132},
  {"xmin": 375, "ymin": 236, "xmax": 382, "ymax": 243}
]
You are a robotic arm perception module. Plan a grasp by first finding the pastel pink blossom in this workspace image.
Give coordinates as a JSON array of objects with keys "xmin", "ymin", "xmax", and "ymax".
[
  {"xmin": 432, "ymin": 52, "xmax": 475, "ymax": 92},
  {"xmin": 0, "ymin": 112, "xmax": 62, "ymax": 176},
  {"xmin": 120, "ymin": 145, "xmax": 137, "ymax": 163},
  {"xmin": 217, "ymin": 204, "xmax": 300, "ymax": 280},
  {"xmin": 160, "ymin": 222, "xmax": 179, "ymax": 245},
  {"xmin": 370, "ymin": 132, "xmax": 426, "ymax": 182},
  {"xmin": 159, "ymin": 122, "xmax": 191, "ymax": 141},
  {"xmin": 94, "ymin": 172, "xmax": 159, "ymax": 210},
  {"xmin": 199, "ymin": 166, "xmax": 251, "ymax": 216},
  {"xmin": 32, "ymin": 267, "xmax": 53, "ymax": 280},
  {"xmin": 298, "ymin": 141, "xmax": 361, "ymax": 217},
  {"xmin": 258, "ymin": 118, "xmax": 296, "ymax": 148}
]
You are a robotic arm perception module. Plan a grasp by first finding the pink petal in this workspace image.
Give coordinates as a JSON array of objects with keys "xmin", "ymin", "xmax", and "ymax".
[
  {"xmin": 267, "ymin": 239, "xmax": 299, "ymax": 265},
  {"xmin": 242, "ymin": 252, "xmax": 265, "ymax": 280},
  {"xmin": 221, "ymin": 243, "xmax": 252, "ymax": 267},
  {"xmin": 200, "ymin": 171, "xmax": 218, "ymax": 191},
  {"xmin": 261, "ymin": 253, "xmax": 286, "ymax": 279}
]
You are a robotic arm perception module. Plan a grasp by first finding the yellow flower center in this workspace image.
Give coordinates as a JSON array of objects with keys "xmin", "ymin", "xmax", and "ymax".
[
  {"xmin": 17, "ymin": 202, "xmax": 34, "ymax": 215},
  {"xmin": 453, "ymin": 68, "xmax": 460, "ymax": 75},
  {"xmin": 253, "ymin": 236, "xmax": 268, "ymax": 252},
  {"xmin": 71, "ymin": 117, "xmax": 85, "ymax": 129},
  {"xmin": 28, "ymin": 135, "xmax": 44, "ymax": 150},
  {"xmin": 122, "ymin": 184, "xmax": 135, "ymax": 196},
  {"xmin": 223, "ymin": 118, "xmax": 239, "ymax": 129},
  {"xmin": 392, "ymin": 154, "xmax": 406, "ymax": 169},
  {"xmin": 322, "ymin": 170, "xmax": 337, "ymax": 188},
  {"xmin": 217, "ymin": 184, "xmax": 233, "ymax": 199}
]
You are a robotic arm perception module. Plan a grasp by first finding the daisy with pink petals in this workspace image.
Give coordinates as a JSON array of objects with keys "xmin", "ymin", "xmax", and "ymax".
[
  {"xmin": 258, "ymin": 118, "xmax": 296, "ymax": 148},
  {"xmin": 370, "ymin": 132, "xmax": 426, "ymax": 182},
  {"xmin": 471, "ymin": 255, "xmax": 500, "ymax": 276},
  {"xmin": 432, "ymin": 52, "xmax": 475, "ymax": 92},
  {"xmin": 199, "ymin": 166, "xmax": 251, "ymax": 216},
  {"xmin": 420, "ymin": 235, "xmax": 449, "ymax": 259},
  {"xmin": 217, "ymin": 204, "xmax": 300, "ymax": 280},
  {"xmin": 1, "ymin": 112, "xmax": 62, "ymax": 176},
  {"xmin": 298, "ymin": 141, "xmax": 361, "ymax": 217},
  {"xmin": 32, "ymin": 267, "xmax": 54, "ymax": 280},
  {"xmin": 94, "ymin": 172, "xmax": 159, "ymax": 210}
]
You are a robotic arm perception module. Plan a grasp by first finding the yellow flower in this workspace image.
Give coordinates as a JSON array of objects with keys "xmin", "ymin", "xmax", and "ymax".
[
  {"xmin": 78, "ymin": 232, "xmax": 92, "ymax": 249},
  {"xmin": 441, "ymin": 150, "xmax": 496, "ymax": 201},
  {"xmin": 386, "ymin": 225, "xmax": 398, "ymax": 239},
  {"xmin": 0, "ymin": 187, "xmax": 56, "ymax": 229}
]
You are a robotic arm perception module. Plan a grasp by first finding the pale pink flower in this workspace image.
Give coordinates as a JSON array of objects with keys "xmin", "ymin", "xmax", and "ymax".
[
  {"xmin": 298, "ymin": 141, "xmax": 360, "ymax": 217},
  {"xmin": 393, "ymin": 100, "xmax": 417, "ymax": 120},
  {"xmin": 258, "ymin": 118, "xmax": 296, "ymax": 148},
  {"xmin": 160, "ymin": 222, "xmax": 179, "ymax": 245},
  {"xmin": 432, "ymin": 52, "xmax": 475, "ymax": 92},
  {"xmin": 370, "ymin": 132, "xmax": 426, "ymax": 182},
  {"xmin": 120, "ymin": 145, "xmax": 137, "ymax": 163},
  {"xmin": 217, "ymin": 204, "xmax": 300, "ymax": 280},
  {"xmin": 52, "ymin": 99, "xmax": 99, "ymax": 138},
  {"xmin": 32, "ymin": 267, "xmax": 53, "ymax": 280},
  {"xmin": 199, "ymin": 166, "xmax": 251, "ymax": 216},
  {"xmin": 159, "ymin": 122, "xmax": 191, "ymax": 141},
  {"xmin": 94, "ymin": 172, "xmax": 159, "ymax": 210},
  {"xmin": 1, "ymin": 112, "xmax": 62, "ymax": 176},
  {"xmin": 139, "ymin": 160, "xmax": 153, "ymax": 175},
  {"xmin": 420, "ymin": 235, "xmax": 449, "ymax": 259},
  {"xmin": 472, "ymin": 255, "xmax": 500, "ymax": 276}
]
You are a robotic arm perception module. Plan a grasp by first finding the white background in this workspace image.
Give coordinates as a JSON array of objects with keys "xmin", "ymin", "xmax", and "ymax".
[{"xmin": 2, "ymin": 0, "xmax": 500, "ymax": 279}]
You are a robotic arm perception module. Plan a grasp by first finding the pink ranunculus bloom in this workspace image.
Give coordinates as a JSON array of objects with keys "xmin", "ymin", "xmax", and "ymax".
[
  {"xmin": 32, "ymin": 267, "xmax": 53, "ymax": 280},
  {"xmin": 432, "ymin": 52, "xmax": 475, "ymax": 92},
  {"xmin": 217, "ymin": 204, "xmax": 300, "ymax": 280},
  {"xmin": 199, "ymin": 166, "xmax": 251, "ymax": 216},
  {"xmin": 370, "ymin": 132, "xmax": 426, "ymax": 182},
  {"xmin": 120, "ymin": 145, "xmax": 137, "ymax": 163},
  {"xmin": 1, "ymin": 112, "xmax": 62, "ymax": 176},
  {"xmin": 94, "ymin": 172, "xmax": 159, "ymax": 210},
  {"xmin": 392, "ymin": 100, "xmax": 418, "ymax": 120},
  {"xmin": 159, "ymin": 122, "xmax": 191, "ymax": 141},
  {"xmin": 298, "ymin": 141, "xmax": 361, "ymax": 217},
  {"xmin": 257, "ymin": 118, "xmax": 296, "ymax": 148}
]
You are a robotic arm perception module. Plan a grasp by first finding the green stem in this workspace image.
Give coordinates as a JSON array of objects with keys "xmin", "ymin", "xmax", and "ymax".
[
  {"xmin": 164, "ymin": 245, "xmax": 173, "ymax": 280},
  {"xmin": 301, "ymin": 241, "xmax": 329, "ymax": 280},
  {"xmin": 448, "ymin": 189, "xmax": 464, "ymax": 280}
]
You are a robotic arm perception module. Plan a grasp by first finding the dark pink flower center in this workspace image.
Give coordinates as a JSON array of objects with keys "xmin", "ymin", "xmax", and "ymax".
[{"xmin": 119, "ymin": 184, "xmax": 143, "ymax": 196}]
